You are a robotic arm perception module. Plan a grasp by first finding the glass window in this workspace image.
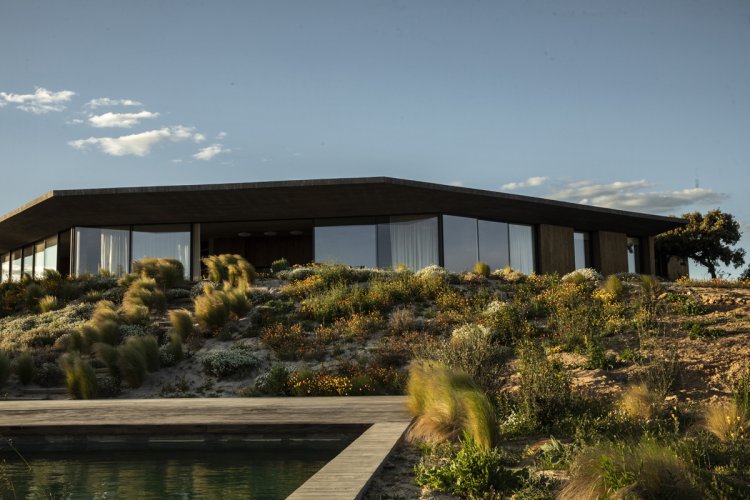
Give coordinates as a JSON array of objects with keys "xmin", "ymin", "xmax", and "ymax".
[
  {"xmin": 34, "ymin": 241, "xmax": 45, "ymax": 279},
  {"xmin": 44, "ymin": 235, "xmax": 58, "ymax": 272},
  {"xmin": 378, "ymin": 216, "xmax": 439, "ymax": 271},
  {"xmin": 442, "ymin": 215, "xmax": 478, "ymax": 273},
  {"xmin": 22, "ymin": 246, "xmax": 34, "ymax": 279},
  {"xmin": 314, "ymin": 224, "xmax": 377, "ymax": 268},
  {"xmin": 478, "ymin": 220, "xmax": 510, "ymax": 271},
  {"xmin": 574, "ymin": 232, "xmax": 591, "ymax": 270},
  {"xmin": 11, "ymin": 250, "xmax": 22, "ymax": 282},
  {"xmin": 75, "ymin": 227, "xmax": 130, "ymax": 276},
  {"xmin": 132, "ymin": 224, "xmax": 191, "ymax": 278},
  {"xmin": 627, "ymin": 237, "xmax": 641, "ymax": 274},
  {"xmin": 509, "ymin": 224, "xmax": 535, "ymax": 274},
  {"xmin": 0, "ymin": 253, "xmax": 9, "ymax": 283}
]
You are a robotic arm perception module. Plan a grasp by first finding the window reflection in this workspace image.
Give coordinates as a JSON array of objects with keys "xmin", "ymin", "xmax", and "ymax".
[
  {"xmin": 574, "ymin": 232, "xmax": 590, "ymax": 270},
  {"xmin": 442, "ymin": 215, "xmax": 478, "ymax": 272},
  {"xmin": 44, "ymin": 235, "xmax": 58, "ymax": 273},
  {"xmin": 132, "ymin": 225, "xmax": 191, "ymax": 278},
  {"xmin": 478, "ymin": 220, "xmax": 510, "ymax": 270},
  {"xmin": 627, "ymin": 237, "xmax": 641, "ymax": 274},
  {"xmin": 509, "ymin": 224, "xmax": 535, "ymax": 274},
  {"xmin": 0, "ymin": 253, "xmax": 9, "ymax": 283},
  {"xmin": 378, "ymin": 216, "xmax": 439, "ymax": 271},
  {"xmin": 22, "ymin": 246, "xmax": 34, "ymax": 279},
  {"xmin": 11, "ymin": 250, "xmax": 22, "ymax": 282},
  {"xmin": 75, "ymin": 227, "xmax": 130, "ymax": 276},
  {"xmin": 34, "ymin": 241, "xmax": 45, "ymax": 279},
  {"xmin": 314, "ymin": 225, "xmax": 377, "ymax": 268}
]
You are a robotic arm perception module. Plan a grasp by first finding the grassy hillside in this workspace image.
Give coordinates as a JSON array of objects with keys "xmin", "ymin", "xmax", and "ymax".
[{"xmin": 2, "ymin": 259, "xmax": 750, "ymax": 497}]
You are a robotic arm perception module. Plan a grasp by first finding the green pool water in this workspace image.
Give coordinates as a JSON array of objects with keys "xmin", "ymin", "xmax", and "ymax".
[{"xmin": 0, "ymin": 447, "xmax": 339, "ymax": 499}]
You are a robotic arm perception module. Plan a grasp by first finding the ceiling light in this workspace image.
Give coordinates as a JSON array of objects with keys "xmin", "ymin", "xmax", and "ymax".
[
  {"xmin": 238, "ymin": 232, "xmax": 251, "ymax": 237},
  {"xmin": 264, "ymin": 231, "xmax": 277, "ymax": 236},
  {"xmin": 290, "ymin": 230, "xmax": 303, "ymax": 236}
]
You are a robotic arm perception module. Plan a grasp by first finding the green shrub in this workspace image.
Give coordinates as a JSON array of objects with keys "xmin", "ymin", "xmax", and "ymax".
[
  {"xmin": 261, "ymin": 323, "xmax": 306, "ymax": 361},
  {"xmin": 223, "ymin": 285, "xmax": 251, "ymax": 318},
  {"xmin": 161, "ymin": 332, "xmax": 184, "ymax": 366},
  {"xmin": 541, "ymin": 281, "xmax": 604, "ymax": 351},
  {"xmin": 202, "ymin": 346, "xmax": 258, "ymax": 378},
  {"xmin": 560, "ymin": 440, "xmax": 698, "ymax": 500},
  {"xmin": 168, "ymin": 308, "xmax": 194, "ymax": 341},
  {"xmin": 516, "ymin": 340, "xmax": 572, "ymax": 431},
  {"xmin": 407, "ymin": 360, "xmax": 498, "ymax": 450},
  {"xmin": 14, "ymin": 351, "xmax": 34, "ymax": 385},
  {"xmin": 603, "ymin": 275, "xmax": 624, "ymax": 299},
  {"xmin": 415, "ymin": 437, "xmax": 523, "ymax": 498},
  {"xmin": 38, "ymin": 295, "xmax": 60, "ymax": 313},
  {"xmin": 733, "ymin": 365, "xmax": 750, "ymax": 414},
  {"xmin": 638, "ymin": 349, "xmax": 681, "ymax": 399},
  {"xmin": 117, "ymin": 342, "xmax": 148, "ymax": 388},
  {"xmin": 252, "ymin": 364, "xmax": 290, "ymax": 395},
  {"xmin": 60, "ymin": 353, "xmax": 97, "ymax": 399},
  {"xmin": 203, "ymin": 254, "xmax": 256, "ymax": 287},
  {"xmin": 23, "ymin": 283, "xmax": 45, "ymax": 312},
  {"xmin": 0, "ymin": 352, "xmax": 10, "ymax": 387},
  {"xmin": 133, "ymin": 335, "xmax": 160, "ymax": 372},
  {"xmin": 472, "ymin": 261, "xmax": 490, "ymax": 278},
  {"xmin": 132, "ymin": 257, "xmax": 185, "ymax": 289},
  {"xmin": 93, "ymin": 342, "xmax": 120, "ymax": 377},
  {"xmin": 270, "ymin": 258, "xmax": 290, "ymax": 274},
  {"xmin": 194, "ymin": 287, "xmax": 230, "ymax": 332},
  {"xmin": 122, "ymin": 277, "xmax": 166, "ymax": 315}
]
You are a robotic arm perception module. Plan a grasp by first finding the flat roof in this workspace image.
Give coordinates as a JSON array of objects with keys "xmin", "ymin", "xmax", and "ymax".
[{"xmin": 0, "ymin": 177, "xmax": 685, "ymax": 253}]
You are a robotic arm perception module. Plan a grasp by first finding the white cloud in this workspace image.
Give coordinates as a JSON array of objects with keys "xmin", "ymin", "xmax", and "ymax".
[
  {"xmin": 544, "ymin": 179, "xmax": 727, "ymax": 214},
  {"xmin": 88, "ymin": 110, "xmax": 159, "ymax": 128},
  {"xmin": 66, "ymin": 118, "xmax": 84, "ymax": 125},
  {"xmin": 449, "ymin": 180, "xmax": 464, "ymax": 187},
  {"xmin": 0, "ymin": 87, "xmax": 75, "ymax": 113},
  {"xmin": 69, "ymin": 126, "xmax": 203, "ymax": 156},
  {"xmin": 501, "ymin": 176, "xmax": 548, "ymax": 190},
  {"xmin": 216, "ymin": 131, "xmax": 227, "ymax": 139},
  {"xmin": 193, "ymin": 143, "xmax": 231, "ymax": 161},
  {"xmin": 193, "ymin": 133, "xmax": 206, "ymax": 143},
  {"xmin": 85, "ymin": 97, "xmax": 142, "ymax": 109}
]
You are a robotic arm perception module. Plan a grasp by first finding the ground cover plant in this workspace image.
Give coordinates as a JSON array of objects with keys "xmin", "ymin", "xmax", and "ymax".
[{"xmin": 2, "ymin": 260, "xmax": 750, "ymax": 496}]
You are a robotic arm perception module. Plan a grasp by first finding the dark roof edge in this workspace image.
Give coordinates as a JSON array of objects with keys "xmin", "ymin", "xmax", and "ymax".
[{"xmin": 1, "ymin": 176, "xmax": 686, "ymax": 226}]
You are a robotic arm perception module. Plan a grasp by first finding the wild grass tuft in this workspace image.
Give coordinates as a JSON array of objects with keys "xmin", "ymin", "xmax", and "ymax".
[
  {"xmin": 0, "ymin": 352, "xmax": 10, "ymax": 387},
  {"xmin": 620, "ymin": 383, "xmax": 661, "ymax": 420},
  {"xmin": 194, "ymin": 287, "xmax": 230, "ymax": 332},
  {"xmin": 38, "ymin": 295, "xmax": 60, "ymax": 313},
  {"xmin": 202, "ymin": 254, "xmax": 256, "ymax": 287},
  {"xmin": 168, "ymin": 308, "xmax": 194, "ymax": 341},
  {"xmin": 60, "ymin": 353, "xmax": 97, "ymax": 399},
  {"xmin": 14, "ymin": 351, "xmax": 34, "ymax": 385},
  {"xmin": 704, "ymin": 401, "xmax": 749, "ymax": 443},
  {"xmin": 132, "ymin": 257, "xmax": 185, "ymax": 289},
  {"xmin": 472, "ymin": 261, "xmax": 490, "ymax": 278}
]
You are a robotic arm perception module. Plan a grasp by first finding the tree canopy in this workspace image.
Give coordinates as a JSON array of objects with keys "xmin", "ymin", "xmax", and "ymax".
[{"xmin": 655, "ymin": 209, "xmax": 745, "ymax": 279}]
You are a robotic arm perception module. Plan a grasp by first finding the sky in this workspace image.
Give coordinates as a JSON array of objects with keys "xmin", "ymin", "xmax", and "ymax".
[{"xmin": 1, "ymin": 0, "xmax": 749, "ymax": 277}]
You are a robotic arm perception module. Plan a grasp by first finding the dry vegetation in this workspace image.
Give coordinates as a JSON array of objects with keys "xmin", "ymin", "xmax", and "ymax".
[{"xmin": 2, "ymin": 261, "xmax": 750, "ymax": 497}]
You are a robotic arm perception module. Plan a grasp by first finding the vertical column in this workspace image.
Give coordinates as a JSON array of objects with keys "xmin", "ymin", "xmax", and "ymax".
[
  {"xmin": 591, "ymin": 231, "xmax": 628, "ymax": 276},
  {"xmin": 640, "ymin": 236, "xmax": 656, "ymax": 276},
  {"xmin": 537, "ymin": 224, "xmax": 575, "ymax": 275},
  {"xmin": 191, "ymin": 223, "xmax": 201, "ymax": 281}
]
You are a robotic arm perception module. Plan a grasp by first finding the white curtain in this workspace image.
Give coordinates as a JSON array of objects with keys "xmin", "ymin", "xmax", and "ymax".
[
  {"xmin": 509, "ymin": 224, "xmax": 535, "ymax": 274},
  {"xmin": 131, "ymin": 227, "xmax": 191, "ymax": 277},
  {"xmin": 389, "ymin": 216, "xmax": 439, "ymax": 271},
  {"xmin": 100, "ymin": 229, "xmax": 130, "ymax": 275}
]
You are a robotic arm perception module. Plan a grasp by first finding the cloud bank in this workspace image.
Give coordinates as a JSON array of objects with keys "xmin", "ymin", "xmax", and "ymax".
[
  {"xmin": 193, "ymin": 144, "xmax": 231, "ymax": 160},
  {"xmin": 69, "ymin": 126, "xmax": 204, "ymax": 156},
  {"xmin": 85, "ymin": 97, "xmax": 142, "ymax": 109},
  {"xmin": 0, "ymin": 87, "xmax": 76, "ymax": 113},
  {"xmin": 88, "ymin": 110, "xmax": 159, "ymax": 128}
]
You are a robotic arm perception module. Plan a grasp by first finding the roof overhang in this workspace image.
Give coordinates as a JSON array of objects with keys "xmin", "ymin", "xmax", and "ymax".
[{"xmin": 0, "ymin": 177, "xmax": 686, "ymax": 254}]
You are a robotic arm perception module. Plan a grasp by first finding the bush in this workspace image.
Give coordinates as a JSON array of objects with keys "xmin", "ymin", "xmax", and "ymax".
[
  {"xmin": 160, "ymin": 332, "xmax": 184, "ymax": 366},
  {"xmin": 261, "ymin": 323, "xmax": 306, "ymax": 360},
  {"xmin": 472, "ymin": 261, "xmax": 490, "ymax": 278},
  {"xmin": 704, "ymin": 401, "xmax": 749, "ymax": 443},
  {"xmin": 0, "ymin": 351, "xmax": 10, "ymax": 387},
  {"xmin": 202, "ymin": 254, "xmax": 256, "ymax": 287},
  {"xmin": 169, "ymin": 309, "xmax": 194, "ymax": 341},
  {"xmin": 222, "ymin": 285, "xmax": 251, "ymax": 318},
  {"xmin": 270, "ymin": 258, "xmax": 290, "ymax": 274},
  {"xmin": 122, "ymin": 277, "xmax": 166, "ymax": 317},
  {"xmin": 561, "ymin": 268, "xmax": 604, "ymax": 283},
  {"xmin": 603, "ymin": 275, "xmax": 624, "ymax": 300},
  {"xmin": 431, "ymin": 324, "xmax": 507, "ymax": 392},
  {"xmin": 194, "ymin": 287, "xmax": 230, "ymax": 332},
  {"xmin": 14, "ymin": 351, "xmax": 34, "ymax": 385},
  {"xmin": 93, "ymin": 342, "xmax": 120, "ymax": 378},
  {"xmin": 560, "ymin": 440, "xmax": 698, "ymax": 500},
  {"xmin": 407, "ymin": 360, "xmax": 498, "ymax": 450},
  {"xmin": 38, "ymin": 295, "xmax": 60, "ymax": 313},
  {"xmin": 541, "ymin": 281, "xmax": 604, "ymax": 351},
  {"xmin": 60, "ymin": 353, "xmax": 97, "ymax": 399},
  {"xmin": 132, "ymin": 257, "xmax": 185, "ymax": 289},
  {"xmin": 252, "ymin": 364, "xmax": 290, "ymax": 395},
  {"xmin": 733, "ymin": 365, "xmax": 750, "ymax": 414},
  {"xmin": 202, "ymin": 346, "xmax": 258, "ymax": 378},
  {"xmin": 638, "ymin": 349, "xmax": 681, "ymax": 399},
  {"xmin": 415, "ymin": 437, "xmax": 523, "ymax": 498}
]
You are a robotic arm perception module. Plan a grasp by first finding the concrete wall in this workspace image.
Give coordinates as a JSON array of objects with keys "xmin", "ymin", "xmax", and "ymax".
[
  {"xmin": 591, "ymin": 231, "xmax": 628, "ymax": 276},
  {"xmin": 537, "ymin": 224, "xmax": 575, "ymax": 275}
]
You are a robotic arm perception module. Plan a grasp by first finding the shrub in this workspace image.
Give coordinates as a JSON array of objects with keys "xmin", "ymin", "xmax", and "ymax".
[
  {"xmin": 261, "ymin": 323, "xmax": 306, "ymax": 360},
  {"xmin": 14, "ymin": 351, "xmax": 35, "ymax": 385},
  {"xmin": 561, "ymin": 268, "xmax": 604, "ymax": 283},
  {"xmin": 270, "ymin": 258, "xmax": 290, "ymax": 274},
  {"xmin": 194, "ymin": 287, "xmax": 230, "ymax": 332},
  {"xmin": 516, "ymin": 340, "xmax": 572, "ymax": 431},
  {"xmin": 603, "ymin": 275, "xmax": 624, "ymax": 300},
  {"xmin": 704, "ymin": 401, "xmax": 749, "ymax": 443},
  {"xmin": 252, "ymin": 364, "xmax": 290, "ymax": 395},
  {"xmin": 733, "ymin": 365, "xmax": 750, "ymax": 414},
  {"xmin": 23, "ymin": 283, "xmax": 45, "ymax": 312},
  {"xmin": 407, "ymin": 360, "xmax": 498, "ymax": 450},
  {"xmin": 203, "ymin": 254, "xmax": 256, "ymax": 287},
  {"xmin": 222, "ymin": 285, "xmax": 251, "ymax": 318},
  {"xmin": 432, "ymin": 323, "xmax": 507, "ymax": 392},
  {"xmin": 638, "ymin": 349, "xmax": 681, "ymax": 399},
  {"xmin": 492, "ymin": 266, "xmax": 527, "ymax": 283},
  {"xmin": 620, "ymin": 383, "xmax": 661, "ymax": 420},
  {"xmin": 132, "ymin": 257, "xmax": 185, "ymax": 289},
  {"xmin": 560, "ymin": 440, "xmax": 698, "ymax": 500},
  {"xmin": 415, "ymin": 437, "xmax": 523, "ymax": 498},
  {"xmin": 472, "ymin": 261, "xmax": 490, "ymax": 278},
  {"xmin": 93, "ymin": 342, "xmax": 120, "ymax": 378},
  {"xmin": 38, "ymin": 295, "xmax": 60, "ymax": 313},
  {"xmin": 388, "ymin": 307, "xmax": 418, "ymax": 333},
  {"xmin": 202, "ymin": 346, "xmax": 258, "ymax": 378},
  {"xmin": 0, "ymin": 352, "xmax": 10, "ymax": 387},
  {"xmin": 160, "ymin": 332, "xmax": 184, "ymax": 366},
  {"xmin": 169, "ymin": 309, "xmax": 194, "ymax": 341},
  {"xmin": 541, "ymin": 281, "xmax": 604, "ymax": 351},
  {"xmin": 60, "ymin": 353, "xmax": 97, "ymax": 399},
  {"xmin": 122, "ymin": 277, "xmax": 166, "ymax": 315}
]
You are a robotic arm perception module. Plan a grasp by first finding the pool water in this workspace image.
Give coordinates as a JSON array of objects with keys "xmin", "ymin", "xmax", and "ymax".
[{"xmin": 0, "ymin": 447, "xmax": 338, "ymax": 499}]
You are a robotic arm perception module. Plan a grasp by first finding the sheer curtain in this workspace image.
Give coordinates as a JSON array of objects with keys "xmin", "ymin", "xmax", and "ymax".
[
  {"xmin": 75, "ymin": 227, "xmax": 129, "ymax": 276},
  {"xmin": 509, "ymin": 224, "xmax": 535, "ymax": 274},
  {"xmin": 388, "ymin": 216, "xmax": 439, "ymax": 271},
  {"xmin": 100, "ymin": 229, "xmax": 130, "ymax": 275},
  {"xmin": 132, "ymin": 225, "xmax": 191, "ymax": 278}
]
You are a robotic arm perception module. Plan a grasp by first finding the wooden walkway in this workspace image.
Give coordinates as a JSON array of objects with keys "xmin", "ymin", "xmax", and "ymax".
[{"xmin": 0, "ymin": 397, "xmax": 412, "ymax": 500}]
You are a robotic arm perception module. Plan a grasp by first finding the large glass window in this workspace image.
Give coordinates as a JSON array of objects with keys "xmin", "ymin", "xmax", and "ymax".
[
  {"xmin": 442, "ymin": 215, "xmax": 479, "ymax": 273},
  {"xmin": 75, "ymin": 227, "xmax": 130, "ymax": 276},
  {"xmin": 627, "ymin": 237, "xmax": 641, "ymax": 274},
  {"xmin": 509, "ymin": 224, "xmax": 535, "ymax": 274},
  {"xmin": 478, "ymin": 220, "xmax": 510, "ymax": 270},
  {"xmin": 34, "ymin": 241, "xmax": 45, "ymax": 279},
  {"xmin": 44, "ymin": 235, "xmax": 58, "ymax": 273},
  {"xmin": 132, "ymin": 225, "xmax": 191, "ymax": 278},
  {"xmin": 11, "ymin": 250, "xmax": 22, "ymax": 282},
  {"xmin": 22, "ymin": 246, "xmax": 34, "ymax": 278},
  {"xmin": 378, "ymin": 216, "xmax": 439, "ymax": 271},
  {"xmin": 0, "ymin": 253, "xmax": 9, "ymax": 283},
  {"xmin": 574, "ymin": 232, "xmax": 591, "ymax": 270},
  {"xmin": 314, "ymin": 224, "xmax": 377, "ymax": 268}
]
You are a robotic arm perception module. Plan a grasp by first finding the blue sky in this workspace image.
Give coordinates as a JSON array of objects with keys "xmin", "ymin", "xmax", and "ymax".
[{"xmin": 1, "ymin": 1, "xmax": 748, "ymax": 276}]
